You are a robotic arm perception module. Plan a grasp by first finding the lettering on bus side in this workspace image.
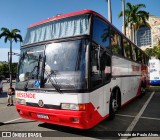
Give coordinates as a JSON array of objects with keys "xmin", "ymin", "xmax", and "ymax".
[
  {"xmin": 16, "ymin": 92, "xmax": 36, "ymax": 99},
  {"xmin": 131, "ymin": 65, "xmax": 140, "ymax": 71}
]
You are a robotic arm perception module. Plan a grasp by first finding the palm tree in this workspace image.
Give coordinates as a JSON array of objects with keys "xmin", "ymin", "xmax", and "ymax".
[
  {"xmin": 0, "ymin": 27, "xmax": 23, "ymax": 88},
  {"xmin": 118, "ymin": 2, "xmax": 149, "ymax": 43}
]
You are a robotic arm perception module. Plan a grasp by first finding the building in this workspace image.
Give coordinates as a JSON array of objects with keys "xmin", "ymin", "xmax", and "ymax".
[{"xmin": 126, "ymin": 15, "xmax": 160, "ymax": 50}]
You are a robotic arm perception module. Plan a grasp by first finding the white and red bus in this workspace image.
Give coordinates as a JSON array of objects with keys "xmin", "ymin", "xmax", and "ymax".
[{"xmin": 15, "ymin": 10, "xmax": 149, "ymax": 129}]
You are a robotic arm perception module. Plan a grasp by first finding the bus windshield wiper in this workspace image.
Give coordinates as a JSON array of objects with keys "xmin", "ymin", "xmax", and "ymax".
[{"xmin": 44, "ymin": 69, "xmax": 62, "ymax": 94}]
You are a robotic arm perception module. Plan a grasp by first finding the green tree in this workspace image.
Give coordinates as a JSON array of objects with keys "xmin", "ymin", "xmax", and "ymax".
[
  {"xmin": 145, "ymin": 46, "xmax": 160, "ymax": 59},
  {"xmin": 0, "ymin": 62, "xmax": 9, "ymax": 78},
  {"xmin": 118, "ymin": 2, "xmax": 149, "ymax": 43},
  {"xmin": 0, "ymin": 27, "xmax": 23, "ymax": 87}
]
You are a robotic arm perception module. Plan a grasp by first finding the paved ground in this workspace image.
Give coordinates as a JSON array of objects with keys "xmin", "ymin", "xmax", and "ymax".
[{"xmin": 0, "ymin": 82, "xmax": 160, "ymax": 140}]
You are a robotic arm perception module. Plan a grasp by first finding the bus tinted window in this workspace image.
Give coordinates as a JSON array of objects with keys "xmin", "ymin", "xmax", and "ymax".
[
  {"xmin": 145, "ymin": 55, "xmax": 149, "ymax": 65},
  {"xmin": 103, "ymin": 53, "xmax": 111, "ymax": 83},
  {"xmin": 137, "ymin": 49, "xmax": 142, "ymax": 63},
  {"xmin": 111, "ymin": 30, "xmax": 123, "ymax": 56},
  {"xmin": 142, "ymin": 52, "xmax": 145, "ymax": 64},
  {"xmin": 123, "ymin": 38, "xmax": 131, "ymax": 59},
  {"xmin": 90, "ymin": 45, "xmax": 102, "ymax": 88},
  {"xmin": 131, "ymin": 44, "xmax": 137, "ymax": 61},
  {"xmin": 93, "ymin": 17, "xmax": 110, "ymax": 48}
]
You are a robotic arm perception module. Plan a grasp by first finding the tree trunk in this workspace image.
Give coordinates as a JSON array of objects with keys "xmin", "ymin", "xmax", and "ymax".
[
  {"xmin": 135, "ymin": 29, "xmax": 138, "ymax": 45},
  {"xmin": 9, "ymin": 40, "xmax": 12, "ymax": 88},
  {"xmin": 130, "ymin": 24, "xmax": 133, "ymax": 41},
  {"xmin": 133, "ymin": 28, "xmax": 135, "ymax": 44}
]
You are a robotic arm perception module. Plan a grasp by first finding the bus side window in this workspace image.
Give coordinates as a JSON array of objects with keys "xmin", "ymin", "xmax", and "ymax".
[
  {"xmin": 102, "ymin": 53, "xmax": 111, "ymax": 83},
  {"xmin": 142, "ymin": 52, "xmax": 145, "ymax": 64},
  {"xmin": 111, "ymin": 30, "xmax": 123, "ymax": 56},
  {"xmin": 145, "ymin": 55, "xmax": 149, "ymax": 65},
  {"xmin": 123, "ymin": 38, "xmax": 131, "ymax": 59},
  {"xmin": 93, "ymin": 17, "xmax": 110, "ymax": 48},
  {"xmin": 90, "ymin": 45, "xmax": 102, "ymax": 88},
  {"xmin": 131, "ymin": 44, "xmax": 137, "ymax": 61},
  {"xmin": 137, "ymin": 49, "xmax": 142, "ymax": 63}
]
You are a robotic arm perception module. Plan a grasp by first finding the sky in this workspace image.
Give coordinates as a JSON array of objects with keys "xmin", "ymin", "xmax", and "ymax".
[{"xmin": 0, "ymin": 0, "xmax": 159, "ymax": 62}]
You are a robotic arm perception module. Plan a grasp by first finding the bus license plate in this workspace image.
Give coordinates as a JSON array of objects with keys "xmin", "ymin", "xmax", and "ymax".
[{"xmin": 37, "ymin": 114, "xmax": 49, "ymax": 119}]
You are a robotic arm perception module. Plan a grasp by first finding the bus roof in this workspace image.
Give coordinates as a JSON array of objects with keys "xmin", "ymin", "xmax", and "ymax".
[{"xmin": 28, "ymin": 9, "xmax": 106, "ymax": 28}]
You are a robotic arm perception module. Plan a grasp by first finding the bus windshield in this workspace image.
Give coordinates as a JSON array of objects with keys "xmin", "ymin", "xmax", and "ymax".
[{"xmin": 16, "ymin": 40, "xmax": 87, "ymax": 91}]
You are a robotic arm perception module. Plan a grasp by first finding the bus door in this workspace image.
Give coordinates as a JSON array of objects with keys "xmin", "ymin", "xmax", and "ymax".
[{"xmin": 90, "ymin": 44, "xmax": 111, "ymax": 116}]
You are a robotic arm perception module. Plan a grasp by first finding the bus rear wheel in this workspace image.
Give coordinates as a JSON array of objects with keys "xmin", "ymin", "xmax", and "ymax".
[{"xmin": 140, "ymin": 81, "xmax": 146, "ymax": 97}]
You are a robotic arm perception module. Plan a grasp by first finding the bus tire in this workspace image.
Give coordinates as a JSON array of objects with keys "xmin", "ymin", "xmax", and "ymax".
[
  {"xmin": 109, "ymin": 89, "xmax": 121, "ymax": 120},
  {"xmin": 140, "ymin": 81, "xmax": 146, "ymax": 97},
  {"xmin": 109, "ymin": 94, "xmax": 115, "ymax": 120}
]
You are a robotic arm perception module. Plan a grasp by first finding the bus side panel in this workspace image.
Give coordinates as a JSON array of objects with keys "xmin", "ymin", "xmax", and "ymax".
[
  {"xmin": 112, "ymin": 56, "xmax": 142, "ymax": 105},
  {"xmin": 89, "ymin": 84, "xmax": 111, "ymax": 117}
]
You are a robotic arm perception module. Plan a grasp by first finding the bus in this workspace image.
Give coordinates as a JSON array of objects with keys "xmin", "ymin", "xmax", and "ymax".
[
  {"xmin": 149, "ymin": 59, "xmax": 160, "ymax": 85},
  {"xmin": 15, "ymin": 10, "xmax": 149, "ymax": 129}
]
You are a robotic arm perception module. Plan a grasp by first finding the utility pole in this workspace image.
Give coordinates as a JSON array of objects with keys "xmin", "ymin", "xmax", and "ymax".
[
  {"xmin": 122, "ymin": 0, "xmax": 126, "ymax": 35},
  {"xmin": 107, "ymin": 0, "xmax": 112, "ymax": 23}
]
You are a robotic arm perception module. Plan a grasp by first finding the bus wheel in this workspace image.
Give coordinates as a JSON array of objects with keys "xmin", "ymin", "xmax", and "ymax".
[
  {"xmin": 109, "ymin": 89, "xmax": 120, "ymax": 120},
  {"xmin": 140, "ymin": 81, "xmax": 146, "ymax": 97},
  {"xmin": 140, "ymin": 87, "xmax": 145, "ymax": 97}
]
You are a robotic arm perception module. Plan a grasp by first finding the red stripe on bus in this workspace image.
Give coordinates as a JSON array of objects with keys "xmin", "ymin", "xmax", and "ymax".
[{"xmin": 16, "ymin": 103, "xmax": 109, "ymax": 129}]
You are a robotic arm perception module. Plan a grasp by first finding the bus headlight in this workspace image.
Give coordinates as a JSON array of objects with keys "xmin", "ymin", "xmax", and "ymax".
[
  {"xmin": 16, "ymin": 98, "xmax": 26, "ymax": 105},
  {"xmin": 61, "ymin": 103, "xmax": 86, "ymax": 111}
]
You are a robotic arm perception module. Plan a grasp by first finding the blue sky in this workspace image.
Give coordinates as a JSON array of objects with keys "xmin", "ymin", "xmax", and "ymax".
[{"xmin": 0, "ymin": 0, "xmax": 160, "ymax": 62}]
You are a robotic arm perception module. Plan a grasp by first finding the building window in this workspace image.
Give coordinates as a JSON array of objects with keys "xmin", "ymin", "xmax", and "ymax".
[{"xmin": 137, "ymin": 26, "xmax": 151, "ymax": 47}]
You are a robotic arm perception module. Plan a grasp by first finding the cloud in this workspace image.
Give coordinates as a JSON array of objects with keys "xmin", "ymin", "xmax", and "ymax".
[{"xmin": 0, "ymin": 48, "xmax": 20, "ymax": 62}]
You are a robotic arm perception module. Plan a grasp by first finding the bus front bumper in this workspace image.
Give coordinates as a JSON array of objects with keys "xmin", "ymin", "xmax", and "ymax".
[{"xmin": 16, "ymin": 103, "xmax": 107, "ymax": 129}]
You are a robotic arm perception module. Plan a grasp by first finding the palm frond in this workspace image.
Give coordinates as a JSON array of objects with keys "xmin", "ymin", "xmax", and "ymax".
[
  {"xmin": 118, "ymin": 11, "xmax": 123, "ymax": 18},
  {"xmin": 16, "ymin": 34, "xmax": 23, "ymax": 42},
  {"xmin": 4, "ymin": 36, "xmax": 9, "ymax": 43},
  {"xmin": 126, "ymin": 2, "xmax": 133, "ymax": 10},
  {"xmin": 11, "ymin": 29, "xmax": 21, "ymax": 34},
  {"xmin": 13, "ymin": 36, "xmax": 18, "ymax": 43},
  {"xmin": 0, "ymin": 27, "xmax": 23, "ymax": 44},
  {"xmin": 1, "ymin": 27, "xmax": 10, "ymax": 33},
  {"xmin": 135, "ymin": 4, "xmax": 146, "ymax": 9}
]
